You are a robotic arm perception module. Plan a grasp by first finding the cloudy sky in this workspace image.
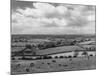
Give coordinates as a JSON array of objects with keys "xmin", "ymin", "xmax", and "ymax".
[{"xmin": 11, "ymin": 0, "xmax": 96, "ymax": 34}]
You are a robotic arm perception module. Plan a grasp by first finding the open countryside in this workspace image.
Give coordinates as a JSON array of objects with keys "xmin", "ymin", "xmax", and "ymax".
[{"xmin": 11, "ymin": 34, "xmax": 96, "ymax": 74}]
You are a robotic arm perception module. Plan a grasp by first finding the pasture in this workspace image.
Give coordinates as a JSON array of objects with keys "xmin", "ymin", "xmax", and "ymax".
[
  {"xmin": 11, "ymin": 34, "xmax": 96, "ymax": 75},
  {"xmin": 11, "ymin": 56, "xmax": 96, "ymax": 74}
]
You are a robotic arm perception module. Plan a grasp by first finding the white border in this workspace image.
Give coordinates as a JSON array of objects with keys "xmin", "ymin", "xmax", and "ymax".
[{"xmin": 0, "ymin": 0, "xmax": 10, "ymax": 75}]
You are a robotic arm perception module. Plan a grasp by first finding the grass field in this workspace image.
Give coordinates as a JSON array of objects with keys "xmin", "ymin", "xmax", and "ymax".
[
  {"xmin": 11, "ymin": 34, "xmax": 96, "ymax": 75},
  {"xmin": 11, "ymin": 56, "xmax": 96, "ymax": 75}
]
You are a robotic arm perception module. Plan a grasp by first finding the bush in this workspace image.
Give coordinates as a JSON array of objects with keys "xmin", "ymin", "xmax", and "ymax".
[
  {"xmin": 52, "ymin": 60, "xmax": 56, "ymax": 63},
  {"xmin": 42, "ymin": 56, "xmax": 52, "ymax": 59},
  {"xmin": 21, "ymin": 56, "xmax": 25, "ymax": 60},
  {"xmin": 55, "ymin": 56, "xmax": 58, "ymax": 59},
  {"xmin": 18, "ymin": 58, "xmax": 21, "ymax": 60},
  {"xmin": 12, "ymin": 57, "xmax": 15, "ymax": 60},
  {"xmin": 47, "ymin": 63, "xmax": 50, "ymax": 65},
  {"xmin": 73, "ymin": 50, "xmax": 79, "ymax": 57},
  {"xmin": 30, "ymin": 63, "xmax": 34, "ymax": 67},
  {"xmin": 26, "ymin": 68, "xmax": 29, "ymax": 72},
  {"xmin": 89, "ymin": 54, "xmax": 93, "ymax": 57},
  {"xmin": 68, "ymin": 55, "xmax": 72, "ymax": 58},
  {"xmin": 73, "ymin": 55, "xmax": 77, "ymax": 58},
  {"xmin": 42, "ymin": 56, "xmax": 47, "ymax": 59},
  {"xmin": 59, "ymin": 56, "xmax": 64, "ymax": 58},
  {"xmin": 82, "ymin": 51, "xmax": 88, "ymax": 56},
  {"xmin": 48, "ymin": 56, "xmax": 52, "ymax": 59}
]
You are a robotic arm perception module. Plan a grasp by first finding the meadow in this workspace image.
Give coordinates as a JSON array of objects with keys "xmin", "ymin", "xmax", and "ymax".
[
  {"xmin": 11, "ymin": 56, "xmax": 96, "ymax": 74},
  {"xmin": 11, "ymin": 34, "xmax": 96, "ymax": 74}
]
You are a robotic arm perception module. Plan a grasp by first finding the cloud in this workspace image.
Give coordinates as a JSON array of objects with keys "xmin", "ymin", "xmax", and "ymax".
[{"xmin": 12, "ymin": 2, "xmax": 95, "ymax": 34}]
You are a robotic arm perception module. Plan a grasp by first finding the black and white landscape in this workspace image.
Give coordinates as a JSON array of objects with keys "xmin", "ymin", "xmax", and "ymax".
[{"xmin": 11, "ymin": 0, "xmax": 96, "ymax": 74}]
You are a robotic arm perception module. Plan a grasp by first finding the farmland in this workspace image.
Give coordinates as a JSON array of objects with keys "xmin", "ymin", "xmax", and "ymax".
[
  {"xmin": 11, "ymin": 34, "xmax": 96, "ymax": 74},
  {"xmin": 11, "ymin": 56, "xmax": 96, "ymax": 75}
]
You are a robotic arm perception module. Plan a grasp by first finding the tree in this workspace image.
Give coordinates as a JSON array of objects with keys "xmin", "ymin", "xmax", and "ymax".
[
  {"xmin": 82, "ymin": 51, "xmax": 88, "ymax": 57},
  {"xmin": 21, "ymin": 56, "xmax": 25, "ymax": 60},
  {"xmin": 48, "ymin": 56, "xmax": 52, "ymax": 59},
  {"xmin": 73, "ymin": 50, "xmax": 79, "ymax": 58},
  {"xmin": 30, "ymin": 63, "xmax": 34, "ymax": 67},
  {"xmin": 25, "ymin": 44, "xmax": 32, "ymax": 49},
  {"xmin": 12, "ymin": 57, "xmax": 15, "ymax": 60},
  {"xmin": 68, "ymin": 55, "xmax": 72, "ymax": 58},
  {"xmin": 59, "ymin": 56, "xmax": 64, "ymax": 58},
  {"xmin": 26, "ymin": 68, "xmax": 30, "ymax": 72},
  {"xmin": 89, "ymin": 54, "xmax": 93, "ymax": 57},
  {"xmin": 52, "ymin": 60, "xmax": 56, "ymax": 63},
  {"xmin": 55, "ymin": 56, "xmax": 58, "ymax": 59}
]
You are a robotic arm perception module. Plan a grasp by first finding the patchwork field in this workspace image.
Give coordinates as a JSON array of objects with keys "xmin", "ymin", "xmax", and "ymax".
[{"xmin": 11, "ymin": 34, "xmax": 96, "ymax": 75}]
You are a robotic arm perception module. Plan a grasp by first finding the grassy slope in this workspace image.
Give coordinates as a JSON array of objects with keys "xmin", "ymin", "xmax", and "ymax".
[{"xmin": 11, "ymin": 56, "xmax": 96, "ymax": 74}]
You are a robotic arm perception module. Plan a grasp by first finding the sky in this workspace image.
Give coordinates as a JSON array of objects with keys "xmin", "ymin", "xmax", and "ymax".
[{"xmin": 11, "ymin": 0, "xmax": 96, "ymax": 34}]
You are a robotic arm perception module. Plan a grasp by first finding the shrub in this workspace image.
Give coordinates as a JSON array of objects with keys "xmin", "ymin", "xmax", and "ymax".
[
  {"xmin": 52, "ymin": 60, "xmax": 56, "ymax": 63},
  {"xmin": 42, "ymin": 56, "xmax": 52, "ymax": 59},
  {"xmin": 82, "ymin": 51, "xmax": 88, "ymax": 57},
  {"xmin": 73, "ymin": 55, "xmax": 77, "ymax": 58},
  {"xmin": 89, "ymin": 54, "xmax": 93, "ymax": 57},
  {"xmin": 42, "ymin": 56, "xmax": 47, "ymax": 59},
  {"xmin": 55, "ymin": 56, "xmax": 58, "ymax": 59},
  {"xmin": 68, "ymin": 55, "xmax": 72, "ymax": 58},
  {"xmin": 48, "ymin": 56, "xmax": 52, "ymax": 59},
  {"xmin": 47, "ymin": 63, "xmax": 50, "ymax": 65},
  {"xmin": 21, "ymin": 56, "xmax": 25, "ymax": 60},
  {"xmin": 26, "ymin": 68, "xmax": 29, "ymax": 72},
  {"xmin": 73, "ymin": 50, "xmax": 79, "ymax": 57},
  {"xmin": 59, "ymin": 56, "xmax": 64, "ymax": 58},
  {"xmin": 12, "ymin": 57, "xmax": 15, "ymax": 60},
  {"xmin": 30, "ymin": 63, "xmax": 34, "ymax": 67}
]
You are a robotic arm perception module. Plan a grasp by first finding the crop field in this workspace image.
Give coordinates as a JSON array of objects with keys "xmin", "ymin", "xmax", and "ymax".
[{"xmin": 11, "ymin": 56, "xmax": 96, "ymax": 75}]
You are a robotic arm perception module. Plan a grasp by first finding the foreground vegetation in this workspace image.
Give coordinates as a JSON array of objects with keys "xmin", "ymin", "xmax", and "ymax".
[{"xmin": 11, "ymin": 56, "xmax": 96, "ymax": 74}]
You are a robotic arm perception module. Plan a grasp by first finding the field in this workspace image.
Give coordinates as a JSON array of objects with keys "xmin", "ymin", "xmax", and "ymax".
[
  {"xmin": 11, "ymin": 56, "xmax": 96, "ymax": 75},
  {"xmin": 11, "ymin": 34, "xmax": 96, "ymax": 74}
]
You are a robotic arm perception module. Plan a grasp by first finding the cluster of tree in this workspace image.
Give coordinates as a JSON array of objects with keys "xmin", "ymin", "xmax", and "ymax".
[
  {"xmin": 37, "ymin": 42, "xmax": 57, "ymax": 50},
  {"xmin": 36, "ymin": 39, "xmax": 77, "ymax": 50}
]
